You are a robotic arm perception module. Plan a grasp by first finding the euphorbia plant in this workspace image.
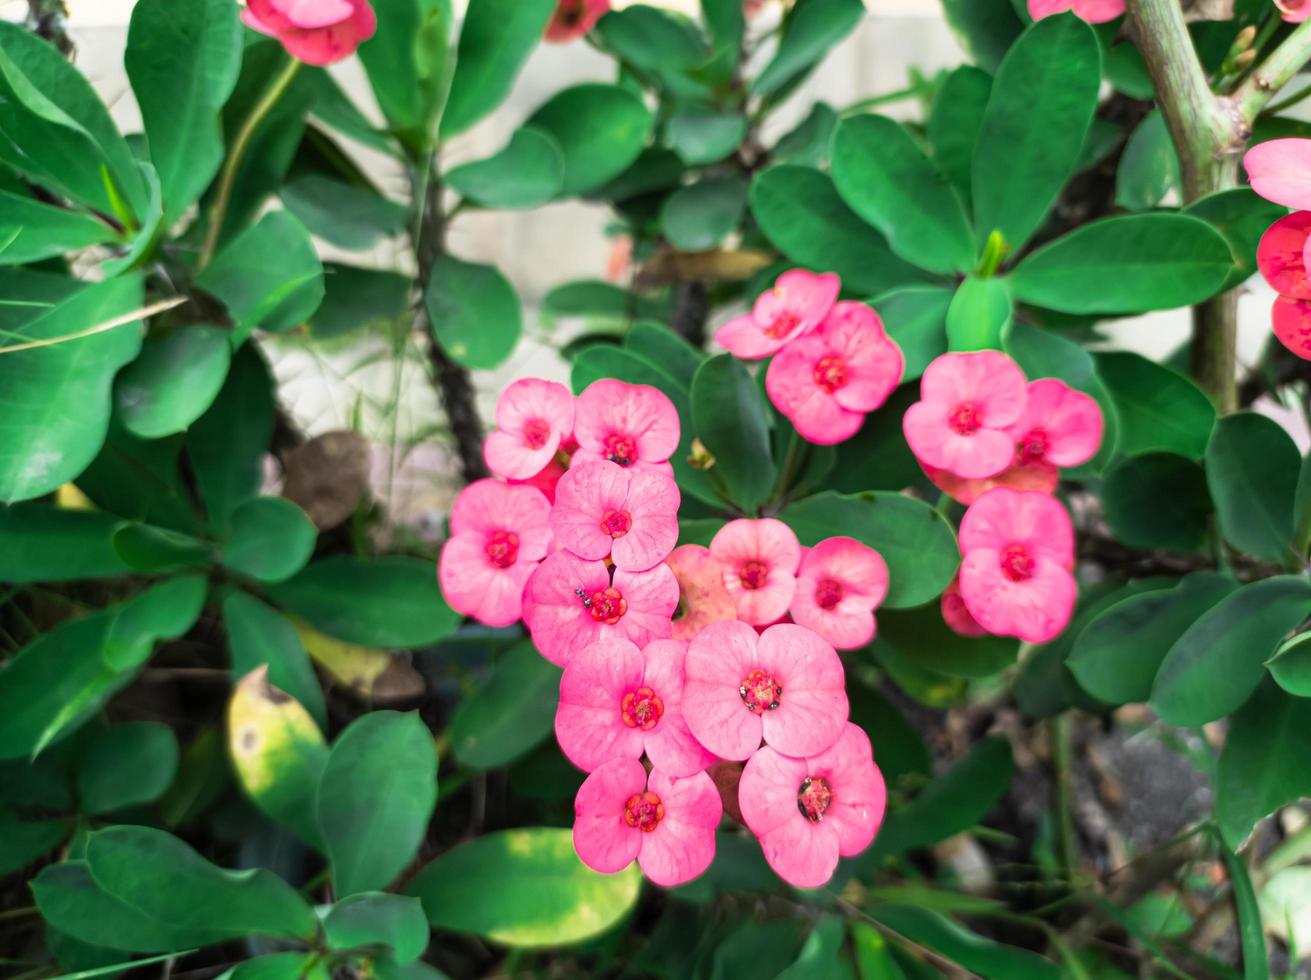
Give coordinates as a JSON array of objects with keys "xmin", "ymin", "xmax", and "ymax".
[{"xmin": 8, "ymin": 0, "xmax": 1311, "ymax": 976}]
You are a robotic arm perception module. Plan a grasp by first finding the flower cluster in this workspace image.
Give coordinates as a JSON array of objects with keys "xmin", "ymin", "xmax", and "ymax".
[
  {"xmin": 717, "ymin": 270, "xmax": 904, "ymax": 445},
  {"xmin": 242, "ymin": 0, "xmax": 377, "ymax": 65},
  {"xmin": 438, "ymin": 376, "xmax": 888, "ymax": 888},
  {"xmin": 1246, "ymin": 141, "xmax": 1311, "ymax": 361},
  {"xmin": 902, "ymin": 351, "xmax": 1098, "ymax": 644},
  {"xmin": 1027, "ymin": 0, "xmax": 1124, "ymax": 22}
]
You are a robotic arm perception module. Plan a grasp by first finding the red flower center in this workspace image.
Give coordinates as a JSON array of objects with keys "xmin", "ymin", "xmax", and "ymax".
[
  {"xmin": 739, "ymin": 667, "xmax": 782, "ymax": 714},
  {"xmin": 1016, "ymin": 428, "xmax": 1049, "ymax": 463},
  {"xmin": 1000, "ymin": 543, "xmax": 1035, "ymax": 582},
  {"xmin": 522, "ymin": 417, "xmax": 552, "ymax": 450},
  {"xmin": 620, "ymin": 686, "xmax": 664, "ymax": 730},
  {"xmin": 812, "ymin": 355, "xmax": 849, "ymax": 393},
  {"xmin": 581, "ymin": 586, "xmax": 627, "ymax": 624},
  {"xmin": 601, "ymin": 509, "xmax": 632, "ymax": 538},
  {"xmin": 948, "ymin": 401, "xmax": 983, "ymax": 435},
  {"xmin": 623, "ymin": 791, "xmax": 664, "ymax": 832},
  {"xmin": 765, "ymin": 310, "xmax": 801, "ymax": 339},
  {"xmin": 738, "ymin": 559, "xmax": 769, "ymax": 590},
  {"xmin": 815, "ymin": 578, "xmax": 844, "ymax": 609},
  {"xmin": 484, "ymin": 530, "xmax": 519, "ymax": 568},
  {"xmin": 796, "ymin": 776, "xmax": 833, "ymax": 822},
  {"xmin": 604, "ymin": 433, "xmax": 637, "ymax": 466}
]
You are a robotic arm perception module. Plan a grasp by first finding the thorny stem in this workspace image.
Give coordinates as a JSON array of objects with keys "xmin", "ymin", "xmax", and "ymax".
[{"xmin": 197, "ymin": 55, "xmax": 302, "ymax": 271}]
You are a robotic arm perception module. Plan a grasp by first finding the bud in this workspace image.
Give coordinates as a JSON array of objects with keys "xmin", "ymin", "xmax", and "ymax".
[
  {"xmin": 1231, "ymin": 48, "xmax": 1258, "ymax": 72},
  {"xmin": 688, "ymin": 437, "xmax": 716, "ymax": 470},
  {"xmin": 1233, "ymin": 25, "xmax": 1257, "ymax": 53}
]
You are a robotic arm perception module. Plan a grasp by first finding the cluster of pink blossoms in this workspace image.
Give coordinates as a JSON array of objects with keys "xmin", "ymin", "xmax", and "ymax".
[
  {"xmin": 1247, "ymin": 140, "xmax": 1311, "ymax": 361},
  {"xmin": 716, "ymin": 270, "xmax": 905, "ymax": 445},
  {"xmin": 438, "ymin": 377, "xmax": 888, "ymax": 888},
  {"xmin": 902, "ymin": 350, "xmax": 1101, "ymax": 644}
]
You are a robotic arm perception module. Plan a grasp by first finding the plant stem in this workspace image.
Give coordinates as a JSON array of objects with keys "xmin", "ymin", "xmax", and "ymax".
[
  {"xmin": 197, "ymin": 55, "xmax": 302, "ymax": 271},
  {"xmin": 1235, "ymin": 20, "xmax": 1311, "ymax": 119},
  {"xmin": 1050, "ymin": 714, "xmax": 1079, "ymax": 886}
]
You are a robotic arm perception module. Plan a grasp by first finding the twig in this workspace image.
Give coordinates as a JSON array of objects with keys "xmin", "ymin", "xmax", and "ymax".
[{"xmin": 0, "ymin": 297, "xmax": 187, "ymax": 355}]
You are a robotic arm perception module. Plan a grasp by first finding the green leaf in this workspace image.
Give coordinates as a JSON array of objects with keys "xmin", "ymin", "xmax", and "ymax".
[
  {"xmin": 771, "ymin": 102, "xmax": 837, "ymax": 168},
  {"xmin": 423, "ymin": 254, "xmax": 521, "ymax": 370},
  {"xmin": 1101, "ymin": 453, "xmax": 1212, "ymax": 552},
  {"xmin": 1151, "ymin": 576, "xmax": 1311, "ymax": 727},
  {"xmin": 527, "ymin": 84, "xmax": 655, "ymax": 195},
  {"xmin": 76, "ymin": 722, "xmax": 179, "ymax": 814},
  {"xmin": 869, "ymin": 907, "xmax": 1062, "ymax": 980},
  {"xmin": 876, "ymin": 606, "xmax": 1020, "ymax": 679},
  {"xmin": 440, "ymin": 0, "xmax": 555, "ymax": 138},
  {"xmin": 0, "ymin": 22, "xmax": 147, "ymax": 218},
  {"xmin": 1096, "ymin": 352, "xmax": 1215, "ymax": 460},
  {"xmin": 625, "ymin": 321, "xmax": 705, "ymax": 387},
  {"xmin": 928, "ymin": 66, "xmax": 991, "ymax": 209},
  {"xmin": 1206, "ymin": 412, "xmax": 1300, "ymax": 563},
  {"xmin": 196, "ymin": 211, "xmax": 324, "ymax": 340},
  {"xmin": 692, "ymin": 354, "xmax": 777, "ymax": 510},
  {"xmin": 946, "ymin": 276, "xmax": 1012, "ymax": 351},
  {"xmin": 325, "ymin": 892, "xmax": 429, "ymax": 962},
  {"xmin": 113, "ymin": 325, "xmax": 232, "ymax": 439},
  {"xmin": 867, "ymin": 738, "xmax": 1014, "ymax": 859},
  {"xmin": 750, "ymin": 166, "xmax": 929, "ymax": 295},
  {"xmin": 667, "ymin": 104, "xmax": 748, "ymax": 165},
  {"xmin": 450, "ymin": 641, "xmax": 561, "ymax": 770},
  {"xmin": 597, "ymin": 6, "xmax": 709, "ymax": 72},
  {"xmin": 0, "ymin": 191, "xmax": 115, "ymax": 264},
  {"xmin": 940, "ymin": 0, "xmax": 1024, "ymax": 72},
  {"xmin": 0, "ymin": 504, "xmax": 130, "ymax": 583},
  {"xmin": 281, "ymin": 176, "xmax": 409, "ymax": 251},
  {"xmin": 311, "ymin": 263, "xmax": 412, "ymax": 340},
  {"xmin": 408, "ymin": 828, "xmax": 641, "ymax": 947},
  {"xmin": 224, "ymin": 591, "xmax": 328, "ymax": 729},
  {"xmin": 446, "ymin": 128, "xmax": 565, "ymax": 209},
  {"xmin": 124, "ymin": 0, "xmax": 241, "ymax": 224},
  {"xmin": 359, "ymin": 0, "xmax": 452, "ymax": 143},
  {"xmin": 227, "ymin": 666, "xmax": 328, "ymax": 847},
  {"xmin": 188, "ymin": 344, "xmax": 275, "ymax": 532},
  {"xmin": 753, "ymin": 0, "xmax": 864, "ymax": 98},
  {"xmin": 972, "ymin": 13, "xmax": 1101, "ymax": 252},
  {"xmin": 832, "ymin": 114, "xmax": 976, "ymax": 275},
  {"xmin": 1184, "ymin": 188, "xmax": 1287, "ymax": 291},
  {"xmin": 870, "ymin": 288, "xmax": 951, "ymax": 382},
  {"xmin": 0, "ymin": 275, "xmax": 144, "ymax": 503},
  {"xmin": 1214, "ymin": 829, "xmax": 1271, "ymax": 980},
  {"xmin": 221, "ymin": 497, "xmax": 317, "ymax": 584},
  {"xmin": 0, "ymin": 808, "xmax": 69, "ymax": 875},
  {"xmin": 111, "ymin": 523, "xmax": 212, "ymax": 573},
  {"xmin": 779, "ymin": 491, "xmax": 958, "ymax": 608},
  {"xmin": 223, "ymin": 953, "xmax": 316, "ymax": 980},
  {"xmin": 1217, "ymin": 679, "xmax": 1311, "ymax": 847},
  {"xmin": 318, "ymin": 711, "xmax": 437, "ymax": 896},
  {"xmin": 660, "ymin": 176, "xmax": 749, "ymax": 251},
  {"xmin": 1116, "ymin": 111, "xmax": 1180, "ymax": 211},
  {"xmin": 1068, "ymin": 573, "xmax": 1238, "ymax": 705},
  {"xmin": 1269, "ymin": 631, "xmax": 1311, "ymax": 697},
  {"xmin": 268, "ymin": 557, "xmax": 459, "ymax": 649},
  {"xmin": 85, "ymin": 825, "xmax": 319, "ymax": 943},
  {"xmin": 1010, "ymin": 214, "xmax": 1234, "ymax": 314}
]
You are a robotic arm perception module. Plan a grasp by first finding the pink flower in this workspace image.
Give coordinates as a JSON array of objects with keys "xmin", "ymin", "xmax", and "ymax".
[
  {"xmin": 738, "ymin": 723, "xmax": 887, "ymax": 889},
  {"xmin": 924, "ymin": 378, "xmax": 1103, "ymax": 505},
  {"xmin": 1027, "ymin": 0, "xmax": 1124, "ymax": 22},
  {"xmin": 765, "ymin": 302, "xmax": 904, "ymax": 445},
  {"xmin": 555, "ymin": 638, "xmax": 714, "ymax": 777},
  {"xmin": 438, "ymin": 480, "xmax": 551, "ymax": 627},
  {"xmin": 1277, "ymin": 0, "xmax": 1310, "ymax": 23},
  {"xmin": 544, "ymin": 0, "xmax": 610, "ymax": 42},
  {"xmin": 958, "ymin": 488, "xmax": 1077, "ymax": 644},
  {"xmin": 570, "ymin": 380, "xmax": 680, "ymax": 479},
  {"xmin": 709, "ymin": 518, "xmax": 801, "ymax": 626},
  {"xmin": 242, "ymin": 0, "xmax": 377, "ymax": 65},
  {"xmin": 1273, "ymin": 296, "xmax": 1311, "ymax": 361},
  {"xmin": 666, "ymin": 544, "xmax": 738, "ymax": 641},
  {"xmin": 509, "ymin": 455, "xmax": 567, "ymax": 504},
  {"xmin": 941, "ymin": 574, "xmax": 988, "ymax": 638},
  {"xmin": 550, "ymin": 461, "xmax": 679, "ymax": 572},
  {"xmin": 902, "ymin": 351, "xmax": 1029, "ymax": 480},
  {"xmin": 522, "ymin": 551, "xmax": 678, "ymax": 665},
  {"xmin": 1245, "ymin": 139, "xmax": 1311, "ymax": 211},
  {"xmin": 788, "ymin": 537, "xmax": 889, "ymax": 650},
  {"xmin": 484, "ymin": 379, "xmax": 574, "ymax": 481},
  {"xmin": 683, "ymin": 620, "xmax": 848, "ymax": 761},
  {"xmin": 1258, "ymin": 211, "xmax": 1311, "ymax": 299},
  {"xmin": 714, "ymin": 270, "xmax": 840, "ymax": 360},
  {"xmin": 573, "ymin": 759, "xmax": 721, "ymax": 886}
]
